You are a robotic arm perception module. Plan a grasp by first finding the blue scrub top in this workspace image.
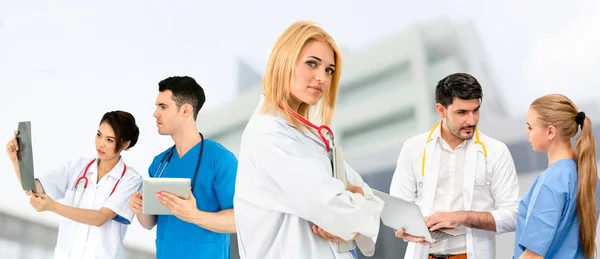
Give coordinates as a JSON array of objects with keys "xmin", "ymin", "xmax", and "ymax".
[
  {"xmin": 149, "ymin": 139, "xmax": 238, "ymax": 259},
  {"xmin": 513, "ymin": 159, "xmax": 600, "ymax": 259}
]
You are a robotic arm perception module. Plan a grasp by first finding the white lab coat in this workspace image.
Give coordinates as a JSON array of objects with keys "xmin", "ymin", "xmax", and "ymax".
[
  {"xmin": 389, "ymin": 124, "xmax": 519, "ymax": 259},
  {"xmin": 234, "ymin": 97, "xmax": 384, "ymax": 259},
  {"xmin": 37, "ymin": 157, "xmax": 142, "ymax": 259}
]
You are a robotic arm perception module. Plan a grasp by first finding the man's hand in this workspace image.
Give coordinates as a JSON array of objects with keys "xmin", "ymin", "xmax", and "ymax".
[
  {"xmin": 156, "ymin": 189, "xmax": 199, "ymax": 223},
  {"xmin": 394, "ymin": 228, "xmax": 433, "ymax": 246},
  {"xmin": 128, "ymin": 192, "xmax": 143, "ymax": 215},
  {"xmin": 346, "ymin": 182, "xmax": 364, "ymax": 196},
  {"xmin": 28, "ymin": 191, "xmax": 58, "ymax": 212},
  {"xmin": 311, "ymin": 225, "xmax": 359, "ymax": 242},
  {"xmin": 425, "ymin": 211, "xmax": 465, "ymax": 231}
]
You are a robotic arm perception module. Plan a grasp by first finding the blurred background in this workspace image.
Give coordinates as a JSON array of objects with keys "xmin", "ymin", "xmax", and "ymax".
[{"xmin": 0, "ymin": 1, "xmax": 598, "ymax": 258}]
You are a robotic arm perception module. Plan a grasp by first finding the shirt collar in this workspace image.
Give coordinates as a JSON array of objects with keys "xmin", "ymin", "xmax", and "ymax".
[
  {"xmin": 88, "ymin": 156, "xmax": 126, "ymax": 179},
  {"xmin": 431, "ymin": 121, "xmax": 468, "ymax": 149}
]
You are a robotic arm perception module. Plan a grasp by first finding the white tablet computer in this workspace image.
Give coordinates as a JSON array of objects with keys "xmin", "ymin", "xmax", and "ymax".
[{"xmin": 142, "ymin": 178, "xmax": 191, "ymax": 215}]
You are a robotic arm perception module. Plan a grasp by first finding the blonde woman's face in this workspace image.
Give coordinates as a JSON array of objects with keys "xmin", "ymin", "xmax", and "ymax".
[
  {"xmin": 290, "ymin": 40, "xmax": 336, "ymax": 108},
  {"xmin": 526, "ymin": 108, "xmax": 551, "ymax": 152}
]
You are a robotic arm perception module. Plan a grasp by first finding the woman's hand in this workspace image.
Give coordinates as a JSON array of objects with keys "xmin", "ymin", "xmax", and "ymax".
[
  {"xmin": 346, "ymin": 182, "xmax": 364, "ymax": 196},
  {"xmin": 312, "ymin": 225, "xmax": 359, "ymax": 242},
  {"xmin": 28, "ymin": 191, "xmax": 58, "ymax": 212},
  {"xmin": 6, "ymin": 131, "xmax": 19, "ymax": 162}
]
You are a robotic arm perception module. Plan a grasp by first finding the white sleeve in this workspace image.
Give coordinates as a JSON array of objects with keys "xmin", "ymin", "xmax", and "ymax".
[
  {"xmin": 489, "ymin": 143, "xmax": 520, "ymax": 234},
  {"xmin": 102, "ymin": 170, "xmax": 143, "ymax": 225},
  {"xmin": 389, "ymin": 142, "xmax": 418, "ymax": 202},
  {"xmin": 345, "ymin": 163, "xmax": 384, "ymax": 257},
  {"xmin": 252, "ymin": 129, "xmax": 383, "ymax": 242},
  {"xmin": 36, "ymin": 159, "xmax": 82, "ymax": 200}
]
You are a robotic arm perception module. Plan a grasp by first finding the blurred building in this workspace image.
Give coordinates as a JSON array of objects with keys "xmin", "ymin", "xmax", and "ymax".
[
  {"xmin": 2, "ymin": 18, "xmax": 597, "ymax": 259},
  {"xmin": 0, "ymin": 209, "xmax": 154, "ymax": 259},
  {"xmin": 198, "ymin": 19, "xmax": 508, "ymax": 169},
  {"xmin": 198, "ymin": 19, "xmax": 600, "ymax": 259}
]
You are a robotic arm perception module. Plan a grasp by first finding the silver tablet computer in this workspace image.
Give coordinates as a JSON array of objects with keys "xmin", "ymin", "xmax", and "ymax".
[
  {"xmin": 142, "ymin": 178, "xmax": 191, "ymax": 215},
  {"xmin": 372, "ymin": 189, "xmax": 466, "ymax": 243}
]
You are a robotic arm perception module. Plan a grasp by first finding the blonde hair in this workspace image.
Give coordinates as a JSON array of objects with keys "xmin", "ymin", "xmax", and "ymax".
[
  {"xmin": 261, "ymin": 20, "xmax": 342, "ymax": 130},
  {"xmin": 530, "ymin": 94, "xmax": 598, "ymax": 258}
]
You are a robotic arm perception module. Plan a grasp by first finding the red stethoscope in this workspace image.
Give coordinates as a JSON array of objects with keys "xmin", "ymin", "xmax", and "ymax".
[
  {"xmin": 72, "ymin": 159, "xmax": 126, "ymax": 207},
  {"xmin": 279, "ymin": 104, "xmax": 334, "ymax": 152}
]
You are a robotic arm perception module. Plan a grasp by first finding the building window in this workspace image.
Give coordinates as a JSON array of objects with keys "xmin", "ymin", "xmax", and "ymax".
[
  {"xmin": 341, "ymin": 107, "xmax": 416, "ymax": 150},
  {"xmin": 338, "ymin": 62, "xmax": 411, "ymax": 105},
  {"xmin": 209, "ymin": 121, "xmax": 248, "ymax": 142}
]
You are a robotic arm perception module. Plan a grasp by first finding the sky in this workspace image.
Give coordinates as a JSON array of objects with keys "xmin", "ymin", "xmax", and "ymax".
[{"xmin": 0, "ymin": 0, "xmax": 597, "ymax": 254}]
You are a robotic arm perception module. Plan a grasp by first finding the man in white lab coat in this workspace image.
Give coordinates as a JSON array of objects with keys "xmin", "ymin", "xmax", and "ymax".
[{"xmin": 390, "ymin": 73, "xmax": 520, "ymax": 259}]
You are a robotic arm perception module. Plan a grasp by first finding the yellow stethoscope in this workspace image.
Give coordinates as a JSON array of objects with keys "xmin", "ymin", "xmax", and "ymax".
[{"xmin": 419, "ymin": 121, "xmax": 488, "ymax": 187}]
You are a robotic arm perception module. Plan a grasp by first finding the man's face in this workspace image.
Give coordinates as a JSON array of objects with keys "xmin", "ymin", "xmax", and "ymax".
[
  {"xmin": 153, "ymin": 90, "xmax": 182, "ymax": 135},
  {"xmin": 436, "ymin": 97, "xmax": 481, "ymax": 140}
]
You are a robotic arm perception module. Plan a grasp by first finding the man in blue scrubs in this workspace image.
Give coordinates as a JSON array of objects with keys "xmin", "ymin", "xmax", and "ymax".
[{"xmin": 128, "ymin": 76, "xmax": 238, "ymax": 259}]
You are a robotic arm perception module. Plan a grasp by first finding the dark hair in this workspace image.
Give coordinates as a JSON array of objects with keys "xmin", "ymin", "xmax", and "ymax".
[
  {"xmin": 100, "ymin": 111, "xmax": 139, "ymax": 152},
  {"xmin": 435, "ymin": 73, "xmax": 483, "ymax": 107},
  {"xmin": 158, "ymin": 76, "xmax": 206, "ymax": 120}
]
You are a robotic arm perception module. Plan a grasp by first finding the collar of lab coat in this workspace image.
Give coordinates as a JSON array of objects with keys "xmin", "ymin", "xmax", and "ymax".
[
  {"xmin": 86, "ymin": 157, "xmax": 126, "ymax": 180},
  {"xmin": 421, "ymin": 121, "xmax": 480, "ymax": 215},
  {"xmin": 257, "ymin": 94, "xmax": 328, "ymax": 147}
]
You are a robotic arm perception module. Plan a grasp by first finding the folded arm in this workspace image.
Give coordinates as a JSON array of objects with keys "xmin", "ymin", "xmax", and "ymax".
[
  {"xmin": 253, "ymin": 126, "xmax": 383, "ymax": 242},
  {"xmin": 343, "ymin": 163, "xmax": 384, "ymax": 256}
]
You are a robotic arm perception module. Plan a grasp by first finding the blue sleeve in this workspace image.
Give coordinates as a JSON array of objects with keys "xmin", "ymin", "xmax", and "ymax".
[
  {"xmin": 517, "ymin": 182, "xmax": 566, "ymax": 256},
  {"xmin": 213, "ymin": 151, "xmax": 238, "ymax": 210},
  {"xmin": 148, "ymin": 155, "xmax": 161, "ymax": 178}
]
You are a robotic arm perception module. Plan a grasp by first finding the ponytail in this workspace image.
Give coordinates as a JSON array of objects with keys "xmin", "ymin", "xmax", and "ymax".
[{"xmin": 575, "ymin": 114, "xmax": 597, "ymax": 259}]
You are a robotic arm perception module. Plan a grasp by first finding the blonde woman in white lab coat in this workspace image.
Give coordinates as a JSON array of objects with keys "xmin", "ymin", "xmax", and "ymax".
[
  {"xmin": 5, "ymin": 111, "xmax": 143, "ymax": 259},
  {"xmin": 233, "ymin": 21, "xmax": 384, "ymax": 259}
]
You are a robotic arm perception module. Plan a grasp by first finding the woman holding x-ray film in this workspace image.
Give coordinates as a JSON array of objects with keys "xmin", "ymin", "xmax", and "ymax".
[
  {"xmin": 233, "ymin": 21, "xmax": 384, "ymax": 259},
  {"xmin": 5, "ymin": 111, "xmax": 142, "ymax": 259}
]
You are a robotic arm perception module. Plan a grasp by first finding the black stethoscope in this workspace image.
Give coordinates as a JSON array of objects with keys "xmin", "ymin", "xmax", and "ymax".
[{"xmin": 153, "ymin": 132, "xmax": 205, "ymax": 192}]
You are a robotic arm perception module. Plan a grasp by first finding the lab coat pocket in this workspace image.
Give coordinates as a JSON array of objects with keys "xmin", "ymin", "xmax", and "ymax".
[
  {"xmin": 55, "ymin": 190, "xmax": 76, "ymax": 252},
  {"xmin": 474, "ymin": 175, "xmax": 491, "ymax": 187},
  {"xmin": 473, "ymin": 159, "xmax": 491, "ymax": 187},
  {"xmin": 473, "ymin": 161, "xmax": 493, "ymax": 203}
]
